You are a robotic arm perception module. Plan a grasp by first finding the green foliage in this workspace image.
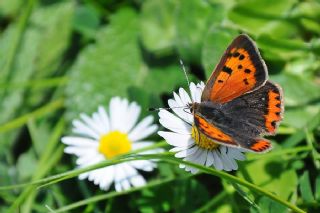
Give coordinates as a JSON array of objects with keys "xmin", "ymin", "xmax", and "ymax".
[
  {"xmin": 0, "ymin": 0, "xmax": 319, "ymax": 212},
  {"xmin": 65, "ymin": 8, "xmax": 146, "ymax": 119}
]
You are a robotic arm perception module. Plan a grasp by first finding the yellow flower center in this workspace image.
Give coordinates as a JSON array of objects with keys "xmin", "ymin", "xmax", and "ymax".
[
  {"xmin": 98, "ymin": 131, "xmax": 132, "ymax": 159},
  {"xmin": 191, "ymin": 125, "xmax": 219, "ymax": 150}
]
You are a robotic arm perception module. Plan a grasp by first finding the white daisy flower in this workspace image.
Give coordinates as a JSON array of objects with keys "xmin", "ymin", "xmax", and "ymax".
[
  {"xmin": 62, "ymin": 97, "xmax": 162, "ymax": 191},
  {"xmin": 158, "ymin": 82, "xmax": 246, "ymax": 174}
]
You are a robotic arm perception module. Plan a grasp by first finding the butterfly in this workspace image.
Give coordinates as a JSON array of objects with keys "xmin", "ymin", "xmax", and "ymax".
[{"xmin": 191, "ymin": 34, "xmax": 283, "ymax": 153}]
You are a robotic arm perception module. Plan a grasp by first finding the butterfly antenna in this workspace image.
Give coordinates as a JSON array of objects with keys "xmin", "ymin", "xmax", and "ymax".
[
  {"xmin": 180, "ymin": 59, "xmax": 190, "ymax": 87},
  {"xmin": 148, "ymin": 106, "xmax": 187, "ymax": 112}
]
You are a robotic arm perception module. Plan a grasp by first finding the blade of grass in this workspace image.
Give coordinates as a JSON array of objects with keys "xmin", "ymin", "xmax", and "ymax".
[
  {"xmin": 9, "ymin": 119, "xmax": 65, "ymax": 213},
  {"xmin": 3, "ymin": 152, "xmax": 306, "ymax": 213},
  {"xmin": 0, "ymin": 99, "xmax": 64, "ymax": 133},
  {"xmin": 0, "ymin": 142, "xmax": 169, "ymax": 191},
  {"xmin": 1, "ymin": 0, "xmax": 37, "ymax": 100},
  {"xmin": 53, "ymin": 173, "xmax": 195, "ymax": 212},
  {"xmin": 305, "ymin": 129, "xmax": 320, "ymax": 169},
  {"xmin": 8, "ymin": 145, "xmax": 64, "ymax": 213},
  {"xmin": 22, "ymin": 119, "xmax": 66, "ymax": 212},
  {"xmin": 0, "ymin": 77, "xmax": 68, "ymax": 90},
  {"xmin": 247, "ymin": 146, "xmax": 312, "ymax": 161}
]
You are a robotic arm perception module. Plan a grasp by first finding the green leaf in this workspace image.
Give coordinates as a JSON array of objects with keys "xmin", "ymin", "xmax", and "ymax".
[
  {"xmin": 315, "ymin": 174, "xmax": 320, "ymax": 201},
  {"xmin": 291, "ymin": 1, "xmax": 320, "ymax": 19},
  {"xmin": 241, "ymin": 157, "xmax": 298, "ymax": 200},
  {"xmin": 256, "ymin": 34, "xmax": 310, "ymax": 60},
  {"xmin": 65, "ymin": 8, "xmax": 146, "ymax": 119},
  {"xmin": 175, "ymin": 0, "xmax": 224, "ymax": 63},
  {"xmin": 299, "ymin": 171, "xmax": 315, "ymax": 203},
  {"xmin": 73, "ymin": 5, "xmax": 100, "ymax": 38},
  {"xmin": 30, "ymin": 2, "xmax": 74, "ymax": 77},
  {"xmin": 270, "ymin": 73, "xmax": 320, "ymax": 106},
  {"xmin": 127, "ymin": 86, "xmax": 162, "ymax": 119},
  {"xmin": 137, "ymin": 179, "xmax": 209, "ymax": 213},
  {"xmin": 0, "ymin": 1, "xmax": 74, "ymax": 124},
  {"xmin": 283, "ymin": 55, "xmax": 320, "ymax": 76},
  {"xmin": 16, "ymin": 150, "xmax": 37, "ymax": 182},
  {"xmin": 0, "ymin": 0, "xmax": 23, "ymax": 16},
  {"xmin": 140, "ymin": 0, "xmax": 177, "ymax": 55},
  {"xmin": 252, "ymin": 196, "xmax": 287, "ymax": 213},
  {"xmin": 202, "ymin": 27, "xmax": 237, "ymax": 77},
  {"xmin": 282, "ymin": 106, "xmax": 320, "ymax": 129},
  {"xmin": 141, "ymin": 65, "xmax": 192, "ymax": 95},
  {"xmin": 228, "ymin": 0, "xmax": 298, "ymax": 37},
  {"xmin": 232, "ymin": 183, "xmax": 259, "ymax": 210}
]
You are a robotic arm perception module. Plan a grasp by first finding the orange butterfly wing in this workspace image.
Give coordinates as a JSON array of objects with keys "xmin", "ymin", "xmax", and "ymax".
[
  {"xmin": 194, "ymin": 114, "xmax": 272, "ymax": 153},
  {"xmin": 264, "ymin": 82, "xmax": 284, "ymax": 135},
  {"xmin": 201, "ymin": 34, "xmax": 268, "ymax": 103},
  {"xmin": 194, "ymin": 114, "xmax": 238, "ymax": 146}
]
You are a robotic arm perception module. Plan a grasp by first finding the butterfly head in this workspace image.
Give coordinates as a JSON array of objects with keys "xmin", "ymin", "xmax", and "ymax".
[{"xmin": 188, "ymin": 102, "xmax": 200, "ymax": 115}]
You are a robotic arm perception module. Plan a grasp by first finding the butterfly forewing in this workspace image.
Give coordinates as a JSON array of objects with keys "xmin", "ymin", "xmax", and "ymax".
[{"xmin": 201, "ymin": 34, "xmax": 268, "ymax": 104}]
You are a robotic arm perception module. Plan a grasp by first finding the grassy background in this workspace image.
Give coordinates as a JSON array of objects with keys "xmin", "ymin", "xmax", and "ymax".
[{"xmin": 0, "ymin": 0, "xmax": 319, "ymax": 212}]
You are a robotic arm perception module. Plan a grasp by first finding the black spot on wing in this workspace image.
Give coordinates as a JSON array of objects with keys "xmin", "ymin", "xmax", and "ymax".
[
  {"xmin": 243, "ymin": 78, "xmax": 249, "ymax": 85},
  {"xmin": 244, "ymin": 69, "xmax": 251, "ymax": 74},
  {"xmin": 238, "ymin": 65, "xmax": 243, "ymax": 69},
  {"xmin": 239, "ymin": 54, "xmax": 245, "ymax": 60},
  {"xmin": 218, "ymin": 80, "xmax": 223, "ymax": 83},
  {"xmin": 222, "ymin": 66, "xmax": 233, "ymax": 75},
  {"xmin": 233, "ymin": 52, "xmax": 240, "ymax": 57}
]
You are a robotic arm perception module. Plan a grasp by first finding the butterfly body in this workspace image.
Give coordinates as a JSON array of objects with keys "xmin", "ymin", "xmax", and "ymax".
[{"xmin": 192, "ymin": 34, "xmax": 283, "ymax": 153}]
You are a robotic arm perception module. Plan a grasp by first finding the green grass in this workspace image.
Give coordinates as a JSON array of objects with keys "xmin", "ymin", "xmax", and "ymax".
[{"xmin": 0, "ymin": 0, "xmax": 319, "ymax": 212}]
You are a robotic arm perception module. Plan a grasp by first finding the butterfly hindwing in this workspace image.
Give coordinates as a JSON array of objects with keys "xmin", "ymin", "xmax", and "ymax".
[
  {"xmin": 221, "ymin": 81, "xmax": 284, "ymax": 136},
  {"xmin": 201, "ymin": 34, "xmax": 268, "ymax": 104},
  {"xmin": 194, "ymin": 113, "xmax": 272, "ymax": 153},
  {"xmin": 263, "ymin": 82, "xmax": 283, "ymax": 134},
  {"xmin": 194, "ymin": 114, "xmax": 239, "ymax": 147}
]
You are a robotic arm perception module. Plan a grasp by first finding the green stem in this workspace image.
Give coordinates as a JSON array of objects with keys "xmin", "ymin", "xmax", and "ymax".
[
  {"xmin": 1, "ymin": 0, "xmax": 37, "ymax": 100},
  {"xmin": 247, "ymin": 146, "xmax": 312, "ymax": 161},
  {"xmin": 0, "ymin": 99, "xmax": 64, "ymax": 133},
  {"xmin": 0, "ymin": 142, "xmax": 169, "ymax": 191},
  {"xmin": 0, "ymin": 77, "xmax": 68, "ymax": 90},
  {"xmin": 2, "ymin": 153, "xmax": 306, "ymax": 213},
  {"xmin": 54, "ymin": 173, "xmax": 195, "ymax": 212},
  {"xmin": 8, "ymin": 146, "xmax": 64, "ymax": 213}
]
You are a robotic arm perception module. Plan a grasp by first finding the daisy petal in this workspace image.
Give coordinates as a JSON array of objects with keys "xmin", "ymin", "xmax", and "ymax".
[
  {"xmin": 227, "ymin": 147, "xmax": 246, "ymax": 161},
  {"xmin": 109, "ymin": 97, "xmax": 127, "ymax": 131},
  {"xmin": 175, "ymin": 146, "xmax": 198, "ymax": 158},
  {"xmin": 128, "ymin": 116, "xmax": 157, "ymax": 141},
  {"xmin": 159, "ymin": 110, "xmax": 191, "ymax": 134},
  {"xmin": 168, "ymin": 99, "xmax": 193, "ymax": 124},
  {"xmin": 123, "ymin": 102, "xmax": 141, "ymax": 132},
  {"xmin": 61, "ymin": 136, "xmax": 98, "ymax": 147},
  {"xmin": 98, "ymin": 106, "xmax": 110, "ymax": 132},
  {"xmin": 158, "ymin": 131, "xmax": 193, "ymax": 147},
  {"xmin": 205, "ymin": 149, "xmax": 214, "ymax": 167},
  {"xmin": 80, "ymin": 113, "xmax": 104, "ymax": 135},
  {"xmin": 212, "ymin": 150, "xmax": 223, "ymax": 171},
  {"xmin": 179, "ymin": 87, "xmax": 192, "ymax": 106},
  {"xmin": 72, "ymin": 120, "xmax": 100, "ymax": 139},
  {"xmin": 130, "ymin": 160, "xmax": 156, "ymax": 172}
]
